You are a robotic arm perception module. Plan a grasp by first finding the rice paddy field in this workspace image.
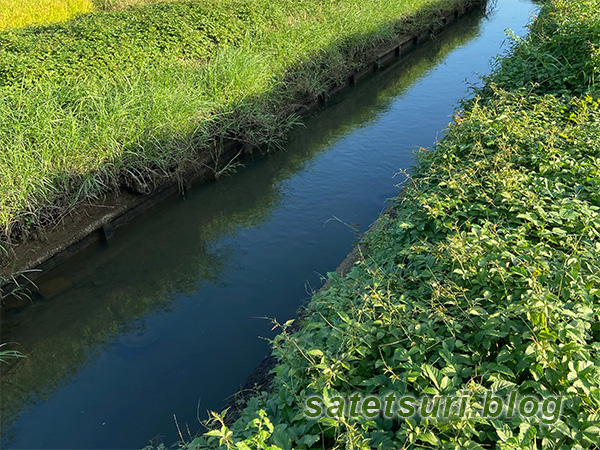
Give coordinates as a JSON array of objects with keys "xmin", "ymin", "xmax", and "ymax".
[
  {"xmin": 0, "ymin": 0, "xmax": 171, "ymax": 30},
  {"xmin": 0, "ymin": 0, "xmax": 473, "ymax": 250},
  {"xmin": 0, "ymin": 0, "xmax": 93, "ymax": 30}
]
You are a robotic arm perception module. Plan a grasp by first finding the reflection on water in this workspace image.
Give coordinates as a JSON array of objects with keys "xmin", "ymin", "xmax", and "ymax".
[{"xmin": 0, "ymin": 1, "xmax": 538, "ymax": 448}]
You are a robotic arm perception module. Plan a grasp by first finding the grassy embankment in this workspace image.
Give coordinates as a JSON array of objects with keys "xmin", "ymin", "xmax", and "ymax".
[
  {"xmin": 0, "ymin": 0, "xmax": 474, "ymax": 252},
  {"xmin": 183, "ymin": 0, "xmax": 600, "ymax": 449}
]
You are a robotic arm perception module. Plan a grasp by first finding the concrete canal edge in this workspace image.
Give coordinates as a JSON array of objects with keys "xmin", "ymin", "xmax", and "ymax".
[{"xmin": 0, "ymin": 0, "xmax": 485, "ymax": 301}]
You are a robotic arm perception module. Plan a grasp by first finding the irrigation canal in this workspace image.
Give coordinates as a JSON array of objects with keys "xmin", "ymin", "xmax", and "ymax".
[{"xmin": 1, "ymin": 1, "xmax": 538, "ymax": 448}]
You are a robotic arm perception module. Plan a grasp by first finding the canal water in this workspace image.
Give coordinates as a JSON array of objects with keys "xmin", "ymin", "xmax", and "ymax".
[{"xmin": 1, "ymin": 1, "xmax": 538, "ymax": 448}]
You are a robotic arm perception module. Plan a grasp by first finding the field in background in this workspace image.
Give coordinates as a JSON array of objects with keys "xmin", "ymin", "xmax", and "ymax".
[
  {"xmin": 0, "ymin": 0, "xmax": 168, "ymax": 30},
  {"xmin": 0, "ymin": 0, "xmax": 94, "ymax": 30}
]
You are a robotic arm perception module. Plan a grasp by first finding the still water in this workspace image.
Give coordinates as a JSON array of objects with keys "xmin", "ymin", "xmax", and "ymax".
[{"xmin": 1, "ymin": 1, "xmax": 538, "ymax": 448}]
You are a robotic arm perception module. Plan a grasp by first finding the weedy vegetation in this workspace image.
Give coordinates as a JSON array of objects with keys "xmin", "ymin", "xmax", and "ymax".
[
  {"xmin": 170, "ymin": 0, "xmax": 599, "ymax": 449},
  {"xmin": 0, "ymin": 0, "xmax": 475, "ymax": 248}
]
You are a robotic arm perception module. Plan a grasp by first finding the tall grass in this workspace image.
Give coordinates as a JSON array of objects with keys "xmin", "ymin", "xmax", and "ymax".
[{"xmin": 0, "ymin": 0, "xmax": 474, "ymax": 245}]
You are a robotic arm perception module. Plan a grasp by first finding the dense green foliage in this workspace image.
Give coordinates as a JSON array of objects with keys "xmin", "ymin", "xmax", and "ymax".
[
  {"xmin": 0, "ymin": 0, "xmax": 470, "ymax": 246},
  {"xmin": 185, "ymin": 1, "xmax": 600, "ymax": 449},
  {"xmin": 0, "ymin": 1, "xmax": 261, "ymax": 85}
]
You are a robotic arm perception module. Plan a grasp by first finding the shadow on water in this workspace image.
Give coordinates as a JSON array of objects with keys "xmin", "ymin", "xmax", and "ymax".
[{"xmin": 0, "ymin": 2, "xmax": 537, "ymax": 448}]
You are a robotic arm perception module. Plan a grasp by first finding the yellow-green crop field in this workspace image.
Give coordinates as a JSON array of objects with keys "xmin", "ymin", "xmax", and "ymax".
[
  {"xmin": 0, "ymin": 0, "xmax": 94, "ymax": 30},
  {"xmin": 0, "ymin": 0, "xmax": 167, "ymax": 30}
]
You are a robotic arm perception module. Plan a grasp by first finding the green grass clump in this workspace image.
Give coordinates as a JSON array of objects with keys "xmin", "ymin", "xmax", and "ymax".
[
  {"xmin": 0, "ymin": 0, "xmax": 475, "ymax": 246},
  {"xmin": 187, "ymin": 1, "xmax": 600, "ymax": 449}
]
